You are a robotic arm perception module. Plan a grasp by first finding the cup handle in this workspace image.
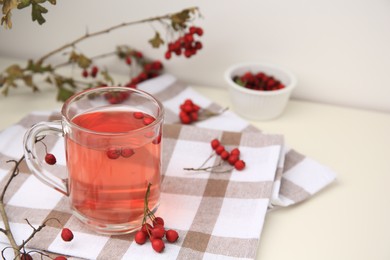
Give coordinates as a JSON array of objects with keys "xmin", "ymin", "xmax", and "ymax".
[{"xmin": 23, "ymin": 121, "xmax": 69, "ymax": 196}]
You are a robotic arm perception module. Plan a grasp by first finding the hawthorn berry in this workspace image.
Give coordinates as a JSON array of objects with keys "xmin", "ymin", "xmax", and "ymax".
[
  {"xmin": 151, "ymin": 226, "xmax": 165, "ymax": 239},
  {"xmin": 135, "ymin": 51, "xmax": 143, "ymax": 58},
  {"xmin": 20, "ymin": 253, "xmax": 33, "ymax": 260},
  {"xmin": 121, "ymin": 148, "xmax": 135, "ymax": 158},
  {"xmin": 153, "ymin": 216, "xmax": 165, "ymax": 227},
  {"xmin": 82, "ymin": 69, "xmax": 88, "ymax": 78},
  {"xmin": 220, "ymin": 150, "xmax": 230, "ymax": 160},
  {"xmin": 215, "ymin": 145, "xmax": 225, "ymax": 155},
  {"xmin": 165, "ymin": 229, "xmax": 179, "ymax": 243},
  {"xmin": 141, "ymin": 223, "xmax": 153, "ymax": 235},
  {"xmin": 152, "ymin": 133, "xmax": 162, "ymax": 145},
  {"xmin": 228, "ymin": 154, "xmax": 239, "ymax": 165},
  {"xmin": 106, "ymin": 147, "xmax": 121, "ymax": 159},
  {"xmin": 143, "ymin": 117, "xmax": 155, "ymax": 125},
  {"xmin": 234, "ymin": 160, "xmax": 246, "ymax": 171},
  {"xmin": 61, "ymin": 228, "xmax": 74, "ymax": 242},
  {"xmin": 126, "ymin": 56, "xmax": 132, "ymax": 65},
  {"xmin": 91, "ymin": 66, "xmax": 99, "ymax": 78},
  {"xmin": 54, "ymin": 257, "xmax": 67, "ymax": 260},
  {"xmin": 230, "ymin": 148, "xmax": 240, "ymax": 156},
  {"xmin": 135, "ymin": 230, "xmax": 147, "ymax": 245},
  {"xmin": 165, "ymin": 51, "xmax": 172, "ymax": 60},
  {"xmin": 211, "ymin": 139, "xmax": 220, "ymax": 149},
  {"xmin": 45, "ymin": 153, "xmax": 57, "ymax": 165},
  {"xmin": 151, "ymin": 238, "xmax": 165, "ymax": 253},
  {"xmin": 133, "ymin": 112, "xmax": 144, "ymax": 119}
]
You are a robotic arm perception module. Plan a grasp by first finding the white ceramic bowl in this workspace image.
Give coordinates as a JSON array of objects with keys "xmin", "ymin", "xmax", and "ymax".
[{"xmin": 224, "ymin": 62, "xmax": 297, "ymax": 120}]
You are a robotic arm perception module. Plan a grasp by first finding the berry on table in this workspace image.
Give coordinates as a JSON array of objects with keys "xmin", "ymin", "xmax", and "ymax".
[
  {"xmin": 234, "ymin": 160, "xmax": 246, "ymax": 171},
  {"xmin": 165, "ymin": 229, "xmax": 179, "ymax": 243},
  {"xmin": 211, "ymin": 139, "xmax": 220, "ymax": 149},
  {"xmin": 54, "ymin": 257, "xmax": 68, "ymax": 260},
  {"xmin": 135, "ymin": 230, "xmax": 147, "ymax": 245},
  {"xmin": 151, "ymin": 238, "xmax": 165, "ymax": 253},
  {"xmin": 61, "ymin": 228, "xmax": 74, "ymax": 242}
]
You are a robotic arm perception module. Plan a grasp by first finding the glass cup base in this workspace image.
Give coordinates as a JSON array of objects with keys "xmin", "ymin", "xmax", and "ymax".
[{"xmin": 72, "ymin": 203, "xmax": 160, "ymax": 235}]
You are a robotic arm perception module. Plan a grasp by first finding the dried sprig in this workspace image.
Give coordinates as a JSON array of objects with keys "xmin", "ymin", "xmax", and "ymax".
[
  {"xmin": 1, "ymin": 0, "xmax": 57, "ymax": 29},
  {"xmin": 0, "ymin": 7, "xmax": 202, "ymax": 101}
]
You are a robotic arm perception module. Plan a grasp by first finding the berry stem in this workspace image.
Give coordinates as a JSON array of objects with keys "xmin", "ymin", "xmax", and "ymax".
[
  {"xmin": 183, "ymin": 162, "xmax": 223, "ymax": 172},
  {"xmin": 198, "ymin": 151, "xmax": 216, "ymax": 168}
]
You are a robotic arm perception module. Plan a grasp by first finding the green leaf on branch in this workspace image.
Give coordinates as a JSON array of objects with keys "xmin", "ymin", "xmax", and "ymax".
[
  {"xmin": 17, "ymin": 0, "xmax": 31, "ymax": 9},
  {"xmin": 148, "ymin": 32, "xmax": 164, "ymax": 48},
  {"xmin": 69, "ymin": 51, "xmax": 92, "ymax": 69},
  {"xmin": 54, "ymin": 75, "xmax": 77, "ymax": 101},
  {"xmin": 26, "ymin": 59, "xmax": 53, "ymax": 73},
  {"xmin": 56, "ymin": 86, "xmax": 74, "ymax": 102},
  {"xmin": 31, "ymin": 2, "xmax": 48, "ymax": 25},
  {"xmin": 101, "ymin": 69, "xmax": 114, "ymax": 85},
  {"xmin": 170, "ymin": 9, "xmax": 191, "ymax": 30},
  {"xmin": 1, "ymin": 0, "xmax": 18, "ymax": 28}
]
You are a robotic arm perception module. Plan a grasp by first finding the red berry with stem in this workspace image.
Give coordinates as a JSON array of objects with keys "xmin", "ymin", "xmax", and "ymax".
[
  {"xmin": 234, "ymin": 160, "xmax": 246, "ymax": 170},
  {"xmin": 45, "ymin": 153, "xmax": 56, "ymax": 165},
  {"xmin": 82, "ymin": 69, "xmax": 88, "ymax": 78},
  {"xmin": 135, "ymin": 51, "xmax": 143, "ymax": 58},
  {"xmin": 230, "ymin": 148, "xmax": 240, "ymax": 156},
  {"xmin": 228, "ymin": 154, "xmax": 239, "ymax": 165},
  {"xmin": 165, "ymin": 51, "xmax": 172, "ymax": 60},
  {"xmin": 196, "ymin": 27, "xmax": 204, "ymax": 36},
  {"xmin": 54, "ymin": 257, "xmax": 67, "ymax": 260},
  {"xmin": 215, "ymin": 145, "xmax": 225, "ymax": 155},
  {"xmin": 121, "ymin": 148, "xmax": 135, "ymax": 158},
  {"xmin": 91, "ymin": 66, "xmax": 99, "ymax": 77},
  {"xmin": 220, "ymin": 150, "xmax": 230, "ymax": 160},
  {"xmin": 61, "ymin": 228, "xmax": 74, "ymax": 242},
  {"xmin": 165, "ymin": 229, "xmax": 179, "ymax": 243},
  {"xmin": 153, "ymin": 216, "xmax": 164, "ymax": 227},
  {"xmin": 20, "ymin": 253, "xmax": 33, "ymax": 260},
  {"xmin": 211, "ymin": 139, "xmax": 220, "ymax": 149},
  {"xmin": 126, "ymin": 56, "xmax": 132, "ymax": 65},
  {"xmin": 151, "ymin": 226, "xmax": 165, "ymax": 239},
  {"xmin": 179, "ymin": 113, "xmax": 192, "ymax": 124},
  {"xmin": 134, "ymin": 230, "xmax": 147, "ymax": 245},
  {"xmin": 141, "ymin": 223, "xmax": 153, "ymax": 235},
  {"xmin": 106, "ymin": 147, "xmax": 121, "ymax": 159},
  {"xmin": 152, "ymin": 239, "xmax": 165, "ymax": 253}
]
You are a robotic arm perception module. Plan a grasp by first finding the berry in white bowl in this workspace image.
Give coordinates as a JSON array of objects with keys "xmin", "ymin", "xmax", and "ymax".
[{"xmin": 224, "ymin": 62, "xmax": 297, "ymax": 121}]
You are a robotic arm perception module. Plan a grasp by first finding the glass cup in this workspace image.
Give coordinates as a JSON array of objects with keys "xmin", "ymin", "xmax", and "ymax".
[{"xmin": 23, "ymin": 87, "xmax": 164, "ymax": 235}]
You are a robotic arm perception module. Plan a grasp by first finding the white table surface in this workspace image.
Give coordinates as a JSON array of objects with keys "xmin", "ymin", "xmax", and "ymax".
[{"xmin": 1, "ymin": 57, "xmax": 390, "ymax": 260}]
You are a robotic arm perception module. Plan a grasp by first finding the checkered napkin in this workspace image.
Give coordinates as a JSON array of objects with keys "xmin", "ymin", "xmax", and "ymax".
[{"xmin": 0, "ymin": 74, "xmax": 336, "ymax": 259}]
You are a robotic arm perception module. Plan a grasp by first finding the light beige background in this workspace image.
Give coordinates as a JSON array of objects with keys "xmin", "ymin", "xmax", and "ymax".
[{"xmin": 1, "ymin": 0, "xmax": 390, "ymax": 112}]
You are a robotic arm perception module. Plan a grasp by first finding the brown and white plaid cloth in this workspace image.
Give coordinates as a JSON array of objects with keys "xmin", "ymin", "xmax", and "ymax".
[{"xmin": 0, "ymin": 74, "xmax": 336, "ymax": 259}]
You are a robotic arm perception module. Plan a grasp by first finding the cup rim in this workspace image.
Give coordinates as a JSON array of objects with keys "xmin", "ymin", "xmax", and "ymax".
[
  {"xmin": 62, "ymin": 86, "xmax": 165, "ymax": 136},
  {"xmin": 224, "ymin": 62, "xmax": 297, "ymax": 96}
]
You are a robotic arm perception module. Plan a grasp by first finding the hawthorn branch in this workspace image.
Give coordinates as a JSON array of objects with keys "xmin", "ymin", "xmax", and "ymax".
[
  {"xmin": 0, "ymin": 156, "xmax": 25, "ymax": 259},
  {"xmin": 37, "ymin": 7, "xmax": 199, "ymax": 64}
]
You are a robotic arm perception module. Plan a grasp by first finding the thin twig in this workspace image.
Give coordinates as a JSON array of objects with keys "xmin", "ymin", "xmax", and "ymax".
[{"xmin": 0, "ymin": 156, "xmax": 25, "ymax": 259}]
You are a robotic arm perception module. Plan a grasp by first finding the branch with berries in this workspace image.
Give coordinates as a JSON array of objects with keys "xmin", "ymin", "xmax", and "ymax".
[
  {"xmin": 0, "ymin": 7, "xmax": 204, "ymax": 102},
  {"xmin": 0, "ymin": 154, "xmax": 74, "ymax": 260}
]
